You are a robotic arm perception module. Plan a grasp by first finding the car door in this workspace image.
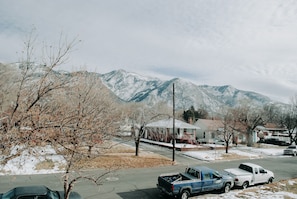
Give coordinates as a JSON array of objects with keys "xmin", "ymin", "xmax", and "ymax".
[
  {"xmin": 202, "ymin": 172, "xmax": 215, "ymax": 192},
  {"xmin": 191, "ymin": 170, "xmax": 202, "ymax": 193},
  {"xmin": 254, "ymin": 167, "xmax": 268, "ymax": 184}
]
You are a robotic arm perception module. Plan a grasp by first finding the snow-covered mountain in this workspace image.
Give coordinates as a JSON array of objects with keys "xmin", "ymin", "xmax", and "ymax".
[
  {"xmin": 2, "ymin": 63, "xmax": 285, "ymax": 113},
  {"xmin": 100, "ymin": 70, "xmax": 280, "ymax": 113}
]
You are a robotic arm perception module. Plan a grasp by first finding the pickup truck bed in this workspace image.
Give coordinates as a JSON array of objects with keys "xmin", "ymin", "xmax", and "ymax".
[
  {"xmin": 224, "ymin": 168, "xmax": 251, "ymax": 176},
  {"xmin": 160, "ymin": 173, "xmax": 190, "ymax": 183}
]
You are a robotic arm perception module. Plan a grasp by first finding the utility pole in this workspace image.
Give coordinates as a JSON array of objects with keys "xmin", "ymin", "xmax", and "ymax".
[{"xmin": 172, "ymin": 83, "xmax": 175, "ymax": 162}]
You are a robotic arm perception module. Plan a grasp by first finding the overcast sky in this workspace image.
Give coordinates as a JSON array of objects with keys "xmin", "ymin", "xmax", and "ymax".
[{"xmin": 1, "ymin": 0, "xmax": 297, "ymax": 103}]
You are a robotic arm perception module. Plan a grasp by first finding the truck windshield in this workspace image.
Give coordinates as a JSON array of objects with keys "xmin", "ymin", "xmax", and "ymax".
[{"xmin": 213, "ymin": 171, "xmax": 221, "ymax": 178}]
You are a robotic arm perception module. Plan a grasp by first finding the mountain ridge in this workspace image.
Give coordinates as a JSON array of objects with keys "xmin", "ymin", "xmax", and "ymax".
[
  {"xmin": 2, "ymin": 63, "xmax": 286, "ymax": 113},
  {"xmin": 99, "ymin": 69, "xmax": 282, "ymax": 113}
]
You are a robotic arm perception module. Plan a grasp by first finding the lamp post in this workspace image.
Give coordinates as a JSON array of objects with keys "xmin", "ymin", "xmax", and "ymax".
[
  {"xmin": 172, "ymin": 83, "xmax": 175, "ymax": 162},
  {"xmin": 131, "ymin": 125, "xmax": 140, "ymax": 156}
]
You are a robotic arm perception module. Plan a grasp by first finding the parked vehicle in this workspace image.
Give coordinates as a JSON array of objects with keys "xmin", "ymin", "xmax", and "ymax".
[
  {"xmin": 261, "ymin": 138, "xmax": 290, "ymax": 146},
  {"xmin": 0, "ymin": 186, "xmax": 82, "ymax": 199},
  {"xmin": 284, "ymin": 145, "xmax": 297, "ymax": 156},
  {"xmin": 224, "ymin": 162, "xmax": 274, "ymax": 189},
  {"xmin": 157, "ymin": 165, "xmax": 234, "ymax": 199}
]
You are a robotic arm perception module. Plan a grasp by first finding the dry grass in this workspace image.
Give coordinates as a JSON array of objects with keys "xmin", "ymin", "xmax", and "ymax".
[
  {"xmin": 221, "ymin": 153, "xmax": 249, "ymax": 160},
  {"xmin": 233, "ymin": 178, "xmax": 297, "ymax": 198},
  {"xmin": 77, "ymin": 153, "xmax": 173, "ymax": 169},
  {"xmin": 75, "ymin": 142, "xmax": 173, "ymax": 169},
  {"xmin": 35, "ymin": 159, "xmax": 55, "ymax": 170},
  {"xmin": 264, "ymin": 178, "xmax": 297, "ymax": 193}
]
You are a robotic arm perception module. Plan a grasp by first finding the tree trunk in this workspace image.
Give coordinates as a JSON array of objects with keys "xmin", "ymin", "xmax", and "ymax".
[
  {"xmin": 225, "ymin": 143, "xmax": 229, "ymax": 153},
  {"xmin": 135, "ymin": 140, "xmax": 139, "ymax": 156},
  {"xmin": 246, "ymin": 130, "xmax": 253, "ymax": 147}
]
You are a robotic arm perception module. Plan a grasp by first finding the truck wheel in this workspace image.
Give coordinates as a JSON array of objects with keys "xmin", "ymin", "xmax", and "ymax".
[
  {"xmin": 242, "ymin": 181, "xmax": 249, "ymax": 189},
  {"xmin": 223, "ymin": 183, "xmax": 231, "ymax": 193},
  {"xmin": 267, "ymin": 177, "xmax": 273, "ymax": 184},
  {"xmin": 179, "ymin": 190, "xmax": 190, "ymax": 199}
]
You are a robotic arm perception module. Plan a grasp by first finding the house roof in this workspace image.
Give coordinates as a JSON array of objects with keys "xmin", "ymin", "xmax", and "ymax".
[
  {"xmin": 194, "ymin": 119, "xmax": 224, "ymax": 131},
  {"xmin": 195, "ymin": 119, "xmax": 247, "ymax": 132},
  {"xmin": 262, "ymin": 123, "xmax": 287, "ymax": 131},
  {"xmin": 146, "ymin": 118, "xmax": 200, "ymax": 129}
]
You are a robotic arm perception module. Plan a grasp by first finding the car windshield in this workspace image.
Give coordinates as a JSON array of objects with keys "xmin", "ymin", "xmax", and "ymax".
[
  {"xmin": 2, "ymin": 189, "xmax": 14, "ymax": 199},
  {"xmin": 288, "ymin": 146, "xmax": 296, "ymax": 149},
  {"xmin": 47, "ymin": 190, "xmax": 59, "ymax": 199},
  {"xmin": 213, "ymin": 171, "xmax": 222, "ymax": 178}
]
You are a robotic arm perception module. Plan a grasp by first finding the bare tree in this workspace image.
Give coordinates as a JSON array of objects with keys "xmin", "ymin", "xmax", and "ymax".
[
  {"xmin": 0, "ymin": 32, "xmax": 77, "ymax": 161},
  {"xmin": 46, "ymin": 72, "xmax": 121, "ymax": 199},
  {"xmin": 0, "ymin": 33, "xmax": 121, "ymax": 199},
  {"xmin": 127, "ymin": 101, "xmax": 172, "ymax": 156},
  {"xmin": 263, "ymin": 103, "xmax": 282, "ymax": 124},
  {"xmin": 281, "ymin": 94, "xmax": 297, "ymax": 144},
  {"xmin": 233, "ymin": 101, "xmax": 265, "ymax": 146},
  {"xmin": 220, "ymin": 108, "xmax": 235, "ymax": 153}
]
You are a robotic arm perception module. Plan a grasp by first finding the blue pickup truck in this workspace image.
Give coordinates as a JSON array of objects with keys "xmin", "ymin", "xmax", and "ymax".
[{"xmin": 157, "ymin": 165, "xmax": 234, "ymax": 199}]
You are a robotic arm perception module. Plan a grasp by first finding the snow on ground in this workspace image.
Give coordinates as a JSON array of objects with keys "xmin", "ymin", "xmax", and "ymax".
[
  {"xmin": 0, "ymin": 142, "xmax": 286, "ymax": 175},
  {"xmin": 1, "ymin": 143, "xmax": 296, "ymax": 198},
  {"xmin": 212, "ymin": 187, "xmax": 297, "ymax": 199},
  {"xmin": 183, "ymin": 145, "xmax": 284, "ymax": 161},
  {"xmin": 197, "ymin": 180, "xmax": 297, "ymax": 199},
  {"xmin": 0, "ymin": 145, "xmax": 65, "ymax": 175}
]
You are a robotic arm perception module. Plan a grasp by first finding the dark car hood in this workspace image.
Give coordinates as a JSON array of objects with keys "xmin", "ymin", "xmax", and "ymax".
[{"xmin": 58, "ymin": 191, "xmax": 82, "ymax": 199}]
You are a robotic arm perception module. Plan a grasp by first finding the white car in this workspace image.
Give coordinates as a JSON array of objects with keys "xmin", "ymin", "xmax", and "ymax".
[{"xmin": 284, "ymin": 145, "xmax": 297, "ymax": 156}]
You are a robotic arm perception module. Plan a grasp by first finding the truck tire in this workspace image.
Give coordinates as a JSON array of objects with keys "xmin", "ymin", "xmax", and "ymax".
[
  {"xmin": 179, "ymin": 190, "xmax": 190, "ymax": 199},
  {"xmin": 223, "ymin": 183, "xmax": 231, "ymax": 193},
  {"xmin": 242, "ymin": 181, "xmax": 249, "ymax": 189},
  {"xmin": 267, "ymin": 177, "xmax": 273, "ymax": 184}
]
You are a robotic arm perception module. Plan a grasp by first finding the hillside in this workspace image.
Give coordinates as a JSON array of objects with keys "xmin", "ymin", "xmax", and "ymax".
[
  {"xmin": 100, "ymin": 69, "xmax": 285, "ymax": 113},
  {"xmin": 2, "ymin": 64, "xmax": 287, "ymax": 113}
]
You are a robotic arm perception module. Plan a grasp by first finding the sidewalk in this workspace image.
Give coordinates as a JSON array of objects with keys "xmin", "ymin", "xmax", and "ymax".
[
  {"xmin": 141, "ymin": 138, "xmax": 285, "ymax": 162},
  {"xmin": 141, "ymin": 138, "xmax": 225, "ymax": 151}
]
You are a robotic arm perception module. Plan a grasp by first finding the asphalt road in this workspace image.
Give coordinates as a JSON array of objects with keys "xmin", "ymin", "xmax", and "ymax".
[{"xmin": 1, "ymin": 141, "xmax": 297, "ymax": 199}]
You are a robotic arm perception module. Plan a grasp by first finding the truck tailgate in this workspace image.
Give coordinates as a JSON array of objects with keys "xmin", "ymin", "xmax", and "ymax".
[{"xmin": 157, "ymin": 173, "xmax": 181, "ymax": 194}]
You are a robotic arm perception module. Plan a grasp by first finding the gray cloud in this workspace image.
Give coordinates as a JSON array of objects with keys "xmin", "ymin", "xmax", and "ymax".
[{"xmin": 1, "ymin": 0, "xmax": 297, "ymax": 103}]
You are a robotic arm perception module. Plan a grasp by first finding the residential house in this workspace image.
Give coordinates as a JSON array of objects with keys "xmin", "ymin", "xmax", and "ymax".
[
  {"xmin": 255, "ymin": 123, "xmax": 288, "ymax": 143},
  {"xmin": 145, "ymin": 118, "xmax": 200, "ymax": 144},
  {"xmin": 194, "ymin": 119, "xmax": 246, "ymax": 144}
]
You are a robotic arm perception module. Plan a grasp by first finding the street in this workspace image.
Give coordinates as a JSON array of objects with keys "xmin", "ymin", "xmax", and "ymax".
[{"xmin": 1, "ymin": 155, "xmax": 297, "ymax": 199}]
